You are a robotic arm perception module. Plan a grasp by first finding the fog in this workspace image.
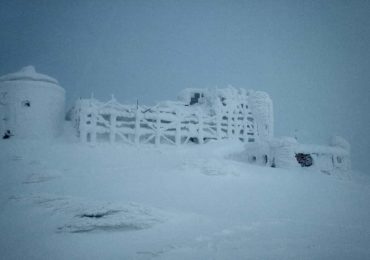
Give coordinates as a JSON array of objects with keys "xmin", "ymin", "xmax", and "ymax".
[{"xmin": 1, "ymin": 0, "xmax": 369, "ymax": 172}]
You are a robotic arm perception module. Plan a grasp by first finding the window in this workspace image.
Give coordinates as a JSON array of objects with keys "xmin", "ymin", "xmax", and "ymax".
[
  {"xmin": 22, "ymin": 100, "xmax": 31, "ymax": 107},
  {"xmin": 190, "ymin": 93, "xmax": 201, "ymax": 105},
  {"xmin": 2, "ymin": 130, "xmax": 13, "ymax": 139},
  {"xmin": 295, "ymin": 153, "xmax": 313, "ymax": 167}
]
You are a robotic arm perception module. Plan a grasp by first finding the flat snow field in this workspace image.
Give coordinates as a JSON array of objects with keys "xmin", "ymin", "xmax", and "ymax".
[{"xmin": 1, "ymin": 138, "xmax": 370, "ymax": 260}]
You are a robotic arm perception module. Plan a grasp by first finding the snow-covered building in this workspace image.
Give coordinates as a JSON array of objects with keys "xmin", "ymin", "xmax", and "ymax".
[
  {"xmin": 241, "ymin": 136, "xmax": 351, "ymax": 175},
  {"xmin": 0, "ymin": 66, "xmax": 65, "ymax": 139},
  {"xmin": 69, "ymin": 85, "xmax": 351, "ymax": 174},
  {"xmin": 0, "ymin": 63, "xmax": 351, "ymax": 175}
]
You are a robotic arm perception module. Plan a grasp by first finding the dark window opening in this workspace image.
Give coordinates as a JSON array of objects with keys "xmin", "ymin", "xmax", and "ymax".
[
  {"xmin": 22, "ymin": 100, "xmax": 31, "ymax": 107},
  {"xmin": 295, "ymin": 153, "xmax": 313, "ymax": 167},
  {"xmin": 2, "ymin": 130, "xmax": 13, "ymax": 139},
  {"xmin": 190, "ymin": 93, "xmax": 201, "ymax": 105},
  {"xmin": 336, "ymin": 156, "xmax": 342, "ymax": 163}
]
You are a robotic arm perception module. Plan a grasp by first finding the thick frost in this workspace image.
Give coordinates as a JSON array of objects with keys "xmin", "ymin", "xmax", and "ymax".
[
  {"xmin": 71, "ymin": 86, "xmax": 273, "ymax": 145},
  {"xmin": 249, "ymin": 90, "xmax": 274, "ymax": 139},
  {"xmin": 0, "ymin": 65, "xmax": 59, "ymax": 85},
  {"xmin": 0, "ymin": 66, "xmax": 65, "ymax": 139}
]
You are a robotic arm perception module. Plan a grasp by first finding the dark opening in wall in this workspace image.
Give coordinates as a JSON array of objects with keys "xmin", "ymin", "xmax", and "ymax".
[
  {"xmin": 190, "ymin": 93, "xmax": 204, "ymax": 105},
  {"xmin": 263, "ymin": 154, "xmax": 268, "ymax": 164},
  {"xmin": 271, "ymin": 158, "xmax": 276, "ymax": 168},
  {"xmin": 22, "ymin": 100, "xmax": 31, "ymax": 107},
  {"xmin": 295, "ymin": 153, "xmax": 313, "ymax": 167},
  {"xmin": 2, "ymin": 130, "xmax": 13, "ymax": 139}
]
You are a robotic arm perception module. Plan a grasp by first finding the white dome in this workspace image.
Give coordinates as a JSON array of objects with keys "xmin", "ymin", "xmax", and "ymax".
[{"xmin": 0, "ymin": 66, "xmax": 59, "ymax": 85}]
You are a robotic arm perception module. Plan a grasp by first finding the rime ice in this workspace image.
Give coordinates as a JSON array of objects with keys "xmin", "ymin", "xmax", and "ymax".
[
  {"xmin": 0, "ymin": 67, "xmax": 367, "ymax": 260},
  {"xmin": 69, "ymin": 85, "xmax": 350, "ymax": 175},
  {"xmin": 70, "ymin": 86, "xmax": 273, "ymax": 145},
  {"xmin": 0, "ymin": 66, "xmax": 65, "ymax": 139},
  {"xmin": 0, "ymin": 66, "xmax": 351, "ymax": 175}
]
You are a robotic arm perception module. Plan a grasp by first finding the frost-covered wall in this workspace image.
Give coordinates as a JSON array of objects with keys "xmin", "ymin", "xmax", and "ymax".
[
  {"xmin": 0, "ymin": 66, "xmax": 65, "ymax": 139},
  {"xmin": 71, "ymin": 87, "xmax": 273, "ymax": 145},
  {"xmin": 178, "ymin": 86, "xmax": 273, "ymax": 142},
  {"xmin": 249, "ymin": 91, "xmax": 273, "ymax": 140}
]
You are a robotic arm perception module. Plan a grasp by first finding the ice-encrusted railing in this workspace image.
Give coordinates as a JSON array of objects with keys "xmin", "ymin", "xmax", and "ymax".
[{"xmin": 71, "ymin": 96, "xmax": 258, "ymax": 145}]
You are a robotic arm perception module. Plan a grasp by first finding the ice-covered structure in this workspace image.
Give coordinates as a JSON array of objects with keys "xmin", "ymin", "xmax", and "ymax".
[
  {"xmin": 70, "ymin": 87, "xmax": 350, "ymax": 176},
  {"xmin": 70, "ymin": 87, "xmax": 273, "ymax": 145},
  {"xmin": 177, "ymin": 87, "xmax": 274, "ymax": 141},
  {"xmin": 0, "ymin": 66, "xmax": 65, "ymax": 139},
  {"xmin": 241, "ymin": 136, "xmax": 351, "ymax": 175},
  {"xmin": 0, "ymin": 63, "xmax": 351, "ymax": 175}
]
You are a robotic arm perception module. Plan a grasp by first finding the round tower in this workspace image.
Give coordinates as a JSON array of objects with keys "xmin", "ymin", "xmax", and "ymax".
[{"xmin": 0, "ymin": 66, "xmax": 65, "ymax": 139}]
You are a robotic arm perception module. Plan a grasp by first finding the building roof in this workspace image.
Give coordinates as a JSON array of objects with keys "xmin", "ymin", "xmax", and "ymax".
[{"xmin": 0, "ymin": 66, "xmax": 59, "ymax": 85}]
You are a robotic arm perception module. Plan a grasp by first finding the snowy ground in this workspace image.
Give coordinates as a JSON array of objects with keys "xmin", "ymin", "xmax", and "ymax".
[{"xmin": 1, "ymin": 135, "xmax": 370, "ymax": 259}]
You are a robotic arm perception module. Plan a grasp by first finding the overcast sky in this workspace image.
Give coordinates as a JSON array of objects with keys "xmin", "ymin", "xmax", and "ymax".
[{"xmin": 1, "ymin": 0, "xmax": 369, "ymax": 172}]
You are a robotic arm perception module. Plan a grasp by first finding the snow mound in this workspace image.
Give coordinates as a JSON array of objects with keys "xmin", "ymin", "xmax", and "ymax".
[
  {"xmin": 13, "ymin": 194, "xmax": 167, "ymax": 233},
  {"xmin": 60, "ymin": 202, "xmax": 164, "ymax": 233}
]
